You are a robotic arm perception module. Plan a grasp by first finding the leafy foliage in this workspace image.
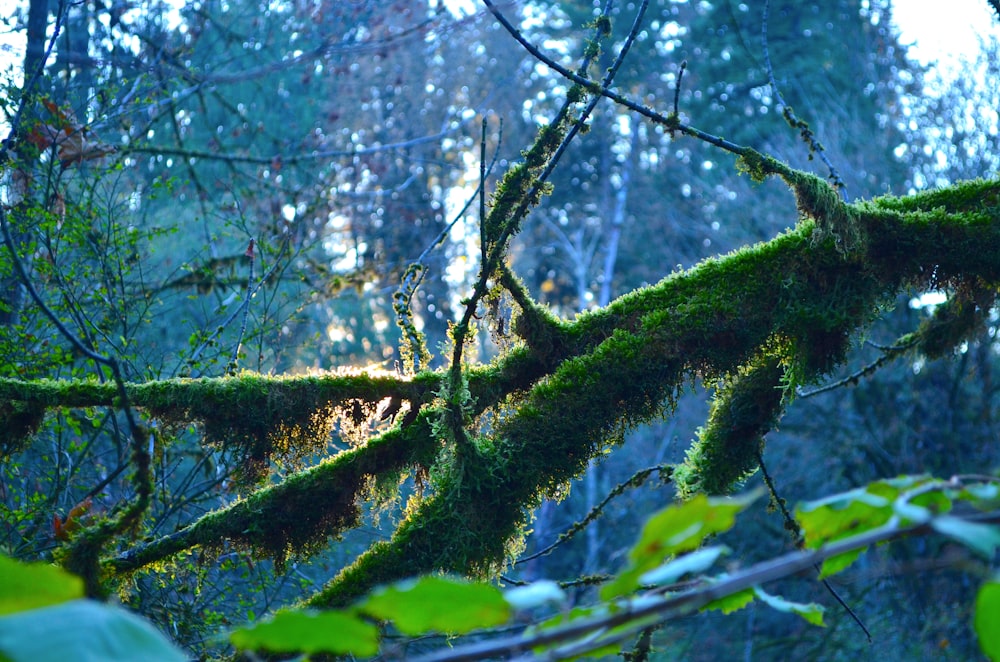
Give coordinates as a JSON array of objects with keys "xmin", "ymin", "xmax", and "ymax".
[{"xmin": 225, "ymin": 475, "xmax": 1000, "ymax": 659}]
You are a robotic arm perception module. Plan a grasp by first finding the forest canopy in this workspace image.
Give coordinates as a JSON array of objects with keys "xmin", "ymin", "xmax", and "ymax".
[{"xmin": 1, "ymin": 0, "xmax": 1000, "ymax": 659}]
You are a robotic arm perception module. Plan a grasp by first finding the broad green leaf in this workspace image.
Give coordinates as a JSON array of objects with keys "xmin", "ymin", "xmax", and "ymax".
[
  {"xmin": 702, "ymin": 588, "xmax": 755, "ymax": 615},
  {"xmin": 931, "ymin": 516, "xmax": 1000, "ymax": 558},
  {"xmin": 0, "ymin": 600, "xmax": 186, "ymax": 662},
  {"xmin": 229, "ymin": 609, "xmax": 378, "ymax": 656},
  {"xmin": 975, "ymin": 580, "xmax": 1000, "ymax": 661},
  {"xmin": 909, "ymin": 488, "xmax": 952, "ymax": 514},
  {"xmin": 633, "ymin": 491, "xmax": 760, "ymax": 560},
  {"xmin": 362, "ymin": 576, "xmax": 510, "ymax": 635},
  {"xmin": 753, "ymin": 587, "xmax": 825, "ymax": 626},
  {"xmin": 505, "ymin": 581, "xmax": 566, "ymax": 611},
  {"xmin": 818, "ymin": 549, "xmax": 864, "ymax": 579},
  {"xmin": 796, "ymin": 488, "xmax": 892, "ymax": 549},
  {"xmin": 601, "ymin": 566, "xmax": 647, "ymax": 602},
  {"xmin": 638, "ymin": 546, "xmax": 729, "ymax": 588},
  {"xmin": 602, "ymin": 490, "xmax": 759, "ymax": 600},
  {"xmin": 0, "ymin": 556, "xmax": 83, "ymax": 616}
]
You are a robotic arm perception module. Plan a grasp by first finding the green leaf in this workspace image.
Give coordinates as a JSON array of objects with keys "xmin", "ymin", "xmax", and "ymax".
[
  {"xmin": 229, "ymin": 609, "xmax": 378, "ymax": 656},
  {"xmin": 931, "ymin": 516, "xmax": 1000, "ymax": 558},
  {"xmin": 0, "ymin": 600, "xmax": 186, "ymax": 662},
  {"xmin": 639, "ymin": 546, "xmax": 729, "ymax": 588},
  {"xmin": 818, "ymin": 549, "xmax": 864, "ymax": 579},
  {"xmin": 702, "ymin": 588, "xmax": 755, "ymax": 615},
  {"xmin": 910, "ymin": 487, "xmax": 953, "ymax": 514},
  {"xmin": 602, "ymin": 490, "xmax": 759, "ymax": 600},
  {"xmin": 796, "ymin": 487, "xmax": 892, "ymax": 549},
  {"xmin": 362, "ymin": 576, "xmax": 511, "ymax": 635},
  {"xmin": 975, "ymin": 580, "xmax": 1000, "ymax": 661},
  {"xmin": 633, "ymin": 491, "xmax": 759, "ymax": 559},
  {"xmin": 0, "ymin": 556, "xmax": 83, "ymax": 616},
  {"xmin": 753, "ymin": 587, "xmax": 825, "ymax": 626}
]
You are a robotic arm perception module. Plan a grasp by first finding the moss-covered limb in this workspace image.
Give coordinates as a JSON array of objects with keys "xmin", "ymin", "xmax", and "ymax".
[
  {"xmin": 106, "ymin": 409, "xmax": 440, "ymax": 576},
  {"xmin": 673, "ymin": 353, "xmax": 787, "ymax": 499},
  {"xmin": 308, "ymin": 321, "xmax": 692, "ymax": 608},
  {"xmin": 563, "ymin": 226, "xmax": 875, "ymax": 379},
  {"xmin": 864, "ymin": 178, "xmax": 1000, "ymax": 216},
  {"xmin": 306, "ymin": 179, "xmax": 1000, "ymax": 606},
  {"xmin": 305, "ymin": 444, "xmax": 521, "ymax": 608},
  {"xmin": 0, "ymin": 377, "xmax": 119, "ymax": 407},
  {"xmin": 0, "ymin": 371, "xmax": 435, "ymax": 413},
  {"xmin": 0, "ymin": 371, "xmax": 439, "ymax": 481},
  {"xmin": 861, "ymin": 203, "xmax": 1000, "ymax": 288},
  {"xmin": 499, "ymin": 265, "xmax": 566, "ymax": 352}
]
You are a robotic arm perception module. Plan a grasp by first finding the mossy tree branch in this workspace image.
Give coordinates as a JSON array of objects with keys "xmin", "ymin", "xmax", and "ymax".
[
  {"xmin": 3, "ymin": 5, "xmax": 999, "ymax": 607},
  {"xmin": 302, "ymin": 178, "xmax": 1000, "ymax": 605},
  {"xmin": 4, "ymin": 178, "xmax": 1000, "ymax": 601}
]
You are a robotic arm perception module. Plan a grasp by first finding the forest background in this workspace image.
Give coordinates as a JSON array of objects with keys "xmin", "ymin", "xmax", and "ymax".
[{"xmin": 1, "ymin": 0, "xmax": 1000, "ymax": 659}]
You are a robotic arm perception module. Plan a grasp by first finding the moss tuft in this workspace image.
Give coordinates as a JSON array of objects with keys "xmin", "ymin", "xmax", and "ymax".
[{"xmin": 674, "ymin": 353, "xmax": 786, "ymax": 499}]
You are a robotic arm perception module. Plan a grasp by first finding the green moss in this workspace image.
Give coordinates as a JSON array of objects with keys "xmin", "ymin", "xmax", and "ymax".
[
  {"xmin": 736, "ymin": 150, "xmax": 770, "ymax": 183},
  {"xmin": 674, "ymin": 353, "xmax": 786, "ymax": 499},
  {"xmin": 57, "ymin": 526, "xmax": 109, "ymax": 599},
  {"xmin": 785, "ymin": 171, "xmax": 864, "ymax": 256},
  {"xmin": 867, "ymin": 178, "xmax": 1000, "ymax": 216},
  {"xmin": 107, "ymin": 410, "xmax": 441, "ymax": 576},
  {"xmin": 7, "ymin": 171, "xmax": 1000, "ymax": 609}
]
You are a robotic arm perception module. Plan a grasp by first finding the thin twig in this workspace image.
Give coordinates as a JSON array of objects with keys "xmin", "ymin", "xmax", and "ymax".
[
  {"xmin": 673, "ymin": 60, "xmax": 686, "ymax": 116},
  {"xmin": 515, "ymin": 463, "xmax": 670, "ymax": 565},
  {"xmin": 186, "ymin": 243, "xmax": 284, "ymax": 370},
  {"xmin": 797, "ymin": 339, "xmax": 916, "ymax": 398},
  {"xmin": 761, "ymin": 0, "xmax": 846, "ymax": 192},
  {"xmin": 228, "ymin": 239, "xmax": 256, "ymax": 374},
  {"xmin": 483, "ymin": 0, "xmax": 772, "ymax": 162},
  {"xmin": 756, "ymin": 450, "xmax": 872, "ymax": 643}
]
